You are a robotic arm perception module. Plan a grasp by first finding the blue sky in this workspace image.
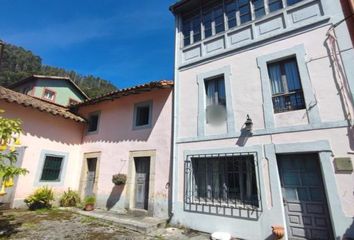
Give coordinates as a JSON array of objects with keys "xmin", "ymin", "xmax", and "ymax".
[{"xmin": 0, "ymin": 0, "xmax": 176, "ymax": 88}]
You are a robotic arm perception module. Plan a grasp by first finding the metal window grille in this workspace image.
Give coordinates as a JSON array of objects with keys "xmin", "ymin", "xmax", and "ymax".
[
  {"xmin": 184, "ymin": 152, "xmax": 262, "ymax": 220},
  {"xmin": 40, "ymin": 156, "xmax": 63, "ymax": 181},
  {"xmin": 272, "ymin": 89, "xmax": 305, "ymax": 113}
]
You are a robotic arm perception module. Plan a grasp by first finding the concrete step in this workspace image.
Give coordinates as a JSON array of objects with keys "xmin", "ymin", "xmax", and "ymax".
[{"xmin": 67, "ymin": 208, "xmax": 167, "ymax": 234}]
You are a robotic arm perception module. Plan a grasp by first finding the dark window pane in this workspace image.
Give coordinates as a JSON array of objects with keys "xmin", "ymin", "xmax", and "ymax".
[
  {"xmin": 182, "ymin": 19, "xmax": 191, "ymax": 46},
  {"xmin": 287, "ymin": 0, "xmax": 303, "ymax": 5},
  {"xmin": 214, "ymin": 6, "xmax": 225, "ymax": 34},
  {"xmin": 203, "ymin": 11, "xmax": 213, "ymax": 38},
  {"xmin": 136, "ymin": 105, "xmax": 150, "ymax": 126},
  {"xmin": 268, "ymin": 0, "xmax": 283, "ymax": 12},
  {"xmin": 40, "ymin": 156, "xmax": 63, "ymax": 181},
  {"xmin": 192, "ymin": 16, "xmax": 201, "ymax": 43},
  {"xmin": 88, "ymin": 114, "xmax": 99, "ymax": 132},
  {"xmin": 226, "ymin": 0, "xmax": 237, "ymax": 28},
  {"xmin": 239, "ymin": 2, "xmax": 251, "ymax": 24}
]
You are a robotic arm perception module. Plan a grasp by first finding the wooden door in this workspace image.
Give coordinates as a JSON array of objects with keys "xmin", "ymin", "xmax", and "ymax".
[
  {"xmin": 134, "ymin": 157, "xmax": 150, "ymax": 210},
  {"xmin": 277, "ymin": 154, "xmax": 333, "ymax": 239},
  {"xmin": 84, "ymin": 158, "xmax": 97, "ymax": 197}
]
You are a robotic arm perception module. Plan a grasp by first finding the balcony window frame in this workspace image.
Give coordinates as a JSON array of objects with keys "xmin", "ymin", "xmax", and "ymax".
[{"xmin": 256, "ymin": 44, "xmax": 321, "ymax": 129}]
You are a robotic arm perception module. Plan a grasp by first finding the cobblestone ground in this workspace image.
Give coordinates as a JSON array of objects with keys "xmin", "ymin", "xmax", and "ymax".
[{"xmin": 0, "ymin": 209, "xmax": 209, "ymax": 240}]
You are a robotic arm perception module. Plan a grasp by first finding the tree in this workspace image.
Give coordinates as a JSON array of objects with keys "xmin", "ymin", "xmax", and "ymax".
[{"xmin": 0, "ymin": 110, "xmax": 28, "ymax": 196}]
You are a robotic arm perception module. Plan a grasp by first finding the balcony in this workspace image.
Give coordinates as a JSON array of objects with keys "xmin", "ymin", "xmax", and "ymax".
[{"xmin": 178, "ymin": 0, "xmax": 329, "ymax": 67}]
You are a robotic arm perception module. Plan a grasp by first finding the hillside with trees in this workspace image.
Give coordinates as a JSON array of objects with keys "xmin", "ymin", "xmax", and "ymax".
[{"xmin": 0, "ymin": 42, "xmax": 117, "ymax": 98}]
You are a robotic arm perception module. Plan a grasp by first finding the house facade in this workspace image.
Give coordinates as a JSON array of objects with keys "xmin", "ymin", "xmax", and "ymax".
[
  {"xmin": 170, "ymin": 0, "xmax": 354, "ymax": 239},
  {"xmin": 75, "ymin": 81, "xmax": 173, "ymax": 218},
  {"xmin": 0, "ymin": 81, "xmax": 173, "ymax": 218},
  {"xmin": 9, "ymin": 75, "xmax": 89, "ymax": 106}
]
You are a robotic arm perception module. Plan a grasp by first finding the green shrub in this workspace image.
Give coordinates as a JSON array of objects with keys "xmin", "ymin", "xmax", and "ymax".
[
  {"xmin": 112, "ymin": 173, "xmax": 127, "ymax": 185},
  {"xmin": 84, "ymin": 195, "xmax": 96, "ymax": 205},
  {"xmin": 24, "ymin": 186, "xmax": 54, "ymax": 210},
  {"xmin": 59, "ymin": 188, "xmax": 81, "ymax": 207}
]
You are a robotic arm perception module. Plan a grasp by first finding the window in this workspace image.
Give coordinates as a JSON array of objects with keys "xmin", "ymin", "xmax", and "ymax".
[
  {"xmin": 226, "ymin": 0, "xmax": 237, "ymax": 29},
  {"xmin": 184, "ymin": 153, "xmax": 261, "ymax": 219},
  {"xmin": 287, "ymin": 0, "xmax": 303, "ymax": 6},
  {"xmin": 214, "ymin": 5, "xmax": 225, "ymax": 34},
  {"xmin": 267, "ymin": 58, "xmax": 305, "ymax": 113},
  {"xmin": 239, "ymin": 0, "xmax": 252, "ymax": 24},
  {"xmin": 181, "ymin": 0, "xmax": 297, "ymax": 47},
  {"xmin": 253, "ymin": 0, "xmax": 265, "ymax": 19},
  {"xmin": 68, "ymin": 98, "xmax": 79, "ymax": 106},
  {"xmin": 182, "ymin": 18, "xmax": 191, "ymax": 47},
  {"xmin": 87, "ymin": 112, "xmax": 100, "ymax": 133},
  {"xmin": 22, "ymin": 87, "xmax": 32, "ymax": 95},
  {"xmin": 134, "ymin": 101, "xmax": 152, "ymax": 128},
  {"xmin": 182, "ymin": 13, "xmax": 201, "ymax": 47},
  {"xmin": 40, "ymin": 155, "xmax": 63, "ymax": 181},
  {"xmin": 203, "ymin": 10, "xmax": 213, "ymax": 38},
  {"xmin": 43, "ymin": 89, "xmax": 56, "ymax": 101},
  {"xmin": 268, "ymin": 0, "xmax": 283, "ymax": 12},
  {"xmin": 205, "ymin": 77, "xmax": 226, "ymax": 124}
]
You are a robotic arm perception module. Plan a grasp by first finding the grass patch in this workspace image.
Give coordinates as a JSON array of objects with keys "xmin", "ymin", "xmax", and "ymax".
[
  {"xmin": 21, "ymin": 222, "xmax": 37, "ymax": 229},
  {"xmin": 80, "ymin": 216, "xmax": 97, "ymax": 224}
]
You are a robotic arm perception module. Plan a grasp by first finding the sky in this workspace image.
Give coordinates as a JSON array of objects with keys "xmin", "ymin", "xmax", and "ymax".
[{"xmin": 0, "ymin": 0, "xmax": 176, "ymax": 88}]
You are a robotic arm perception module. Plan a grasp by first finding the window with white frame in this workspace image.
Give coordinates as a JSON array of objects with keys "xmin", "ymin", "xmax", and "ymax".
[
  {"xmin": 40, "ymin": 155, "xmax": 64, "ymax": 182},
  {"xmin": 43, "ymin": 89, "xmax": 56, "ymax": 101},
  {"xmin": 267, "ymin": 57, "xmax": 305, "ymax": 113},
  {"xmin": 134, "ymin": 101, "xmax": 152, "ymax": 128},
  {"xmin": 205, "ymin": 76, "xmax": 226, "ymax": 124},
  {"xmin": 181, "ymin": 0, "xmax": 305, "ymax": 47}
]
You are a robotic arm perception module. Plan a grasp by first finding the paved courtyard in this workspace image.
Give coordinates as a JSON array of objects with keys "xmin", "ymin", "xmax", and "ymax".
[{"xmin": 0, "ymin": 209, "xmax": 209, "ymax": 240}]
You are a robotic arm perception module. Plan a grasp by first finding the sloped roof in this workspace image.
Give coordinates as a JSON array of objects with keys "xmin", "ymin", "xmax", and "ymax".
[
  {"xmin": 8, "ymin": 75, "xmax": 89, "ymax": 100},
  {"xmin": 0, "ymin": 86, "xmax": 85, "ymax": 122},
  {"xmin": 74, "ymin": 80, "xmax": 173, "ymax": 107}
]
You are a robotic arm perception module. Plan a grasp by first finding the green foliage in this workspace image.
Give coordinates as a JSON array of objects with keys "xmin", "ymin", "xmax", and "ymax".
[
  {"xmin": 59, "ymin": 188, "xmax": 81, "ymax": 207},
  {"xmin": 84, "ymin": 196, "xmax": 96, "ymax": 205},
  {"xmin": 0, "ymin": 41, "xmax": 117, "ymax": 98},
  {"xmin": 0, "ymin": 110, "xmax": 28, "ymax": 183},
  {"xmin": 24, "ymin": 186, "xmax": 55, "ymax": 210}
]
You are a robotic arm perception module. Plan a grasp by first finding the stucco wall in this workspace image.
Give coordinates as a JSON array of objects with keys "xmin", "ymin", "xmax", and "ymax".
[
  {"xmin": 173, "ymin": 14, "xmax": 354, "ymax": 240},
  {"xmin": 0, "ymin": 100, "xmax": 84, "ymax": 207},
  {"xmin": 78, "ymin": 88, "xmax": 173, "ymax": 217},
  {"xmin": 177, "ymin": 25, "xmax": 347, "ymax": 139}
]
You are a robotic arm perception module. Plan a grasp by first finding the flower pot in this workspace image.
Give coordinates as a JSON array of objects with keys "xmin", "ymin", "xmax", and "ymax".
[
  {"xmin": 272, "ymin": 225, "xmax": 285, "ymax": 240},
  {"xmin": 84, "ymin": 204, "xmax": 94, "ymax": 211}
]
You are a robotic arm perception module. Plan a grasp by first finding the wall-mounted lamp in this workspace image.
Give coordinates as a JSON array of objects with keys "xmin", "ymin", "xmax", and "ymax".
[{"xmin": 245, "ymin": 114, "xmax": 253, "ymax": 133}]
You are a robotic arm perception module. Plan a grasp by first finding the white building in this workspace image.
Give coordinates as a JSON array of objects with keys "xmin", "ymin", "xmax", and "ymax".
[{"xmin": 169, "ymin": 0, "xmax": 354, "ymax": 239}]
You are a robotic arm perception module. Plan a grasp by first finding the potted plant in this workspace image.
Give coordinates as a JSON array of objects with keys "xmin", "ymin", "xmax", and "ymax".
[
  {"xmin": 112, "ymin": 173, "xmax": 127, "ymax": 185},
  {"xmin": 84, "ymin": 195, "xmax": 96, "ymax": 211},
  {"xmin": 272, "ymin": 225, "xmax": 285, "ymax": 239}
]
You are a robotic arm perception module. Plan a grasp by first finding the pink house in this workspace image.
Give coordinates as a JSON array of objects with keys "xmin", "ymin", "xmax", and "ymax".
[{"xmin": 0, "ymin": 81, "xmax": 173, "ymax": 218}]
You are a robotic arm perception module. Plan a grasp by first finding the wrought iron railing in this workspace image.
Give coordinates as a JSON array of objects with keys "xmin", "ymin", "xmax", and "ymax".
[
  {"xmin": 272, "ymin": 89, "xmax": 305, "ymax": 113},
  {"xmin": 184, "ymin": 152, "xmax": 262, "ymax": 220}
]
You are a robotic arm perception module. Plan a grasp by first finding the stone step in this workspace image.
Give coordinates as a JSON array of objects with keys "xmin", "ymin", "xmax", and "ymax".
[{"xmin": 67, "ymin": 208, "xmax": 167, "ymax": 234}]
